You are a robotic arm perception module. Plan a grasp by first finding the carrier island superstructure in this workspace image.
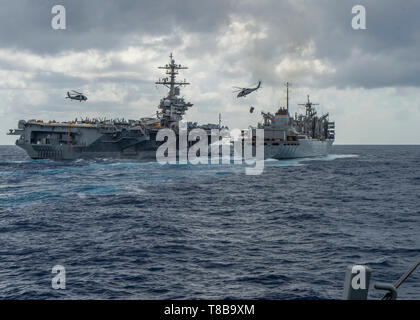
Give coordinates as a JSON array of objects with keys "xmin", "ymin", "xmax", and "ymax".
[
  {"xmin": 7, "ymin": 54, "xmax": 222, "ymax": 160},
  {"xmin": 250, "ymin": 83, "xmax": 335, "ymax": 159}
]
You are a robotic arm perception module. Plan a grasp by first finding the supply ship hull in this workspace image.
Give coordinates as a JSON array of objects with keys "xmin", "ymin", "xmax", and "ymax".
[{"xmin": 264, "ymin": 138, "xmax": 333, "ymax": 160}]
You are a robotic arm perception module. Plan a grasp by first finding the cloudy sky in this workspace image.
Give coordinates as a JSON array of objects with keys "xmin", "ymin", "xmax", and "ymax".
[{"xmin": 1, "ymin": 0, "xmax": 419, "ymax": 144}]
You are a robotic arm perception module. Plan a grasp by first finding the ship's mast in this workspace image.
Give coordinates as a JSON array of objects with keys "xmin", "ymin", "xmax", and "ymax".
[
  {"xmin": 298, "ymin": 95, "xmax": 319, "ymax": 116},
  {"xmin": 155, "ymin": 53, "xmax": 193, "ymax": 124},
  {"xmin": 286, "ymin": 82, "xmax": 289, "ymax": 113},
  {"xmin": 155, "ymin": 53, "xmax": 190, "ymax": 98}
]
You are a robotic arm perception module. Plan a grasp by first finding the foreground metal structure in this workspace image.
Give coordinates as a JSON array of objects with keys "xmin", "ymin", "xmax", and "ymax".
[{"xmin": 343, "ymin": 259, "xmax": 420, "ymax": 300}]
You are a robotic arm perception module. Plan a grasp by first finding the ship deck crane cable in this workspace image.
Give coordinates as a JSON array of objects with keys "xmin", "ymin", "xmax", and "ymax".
[{"xmin": 381, "ymin": 258, "xmax": 420, "ymax": 300}]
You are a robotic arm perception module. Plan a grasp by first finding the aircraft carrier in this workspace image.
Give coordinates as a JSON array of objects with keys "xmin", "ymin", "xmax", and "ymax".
[
  {"xmin": 249, "ymin": 83, "xmax": 335, "ymax": 159},
  {"xmin": 7, "ymin": 54, "xmax": 221, "ymax": 160}
]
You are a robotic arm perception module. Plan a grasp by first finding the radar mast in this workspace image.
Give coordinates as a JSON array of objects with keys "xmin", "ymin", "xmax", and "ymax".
[{"xmin": 155, "ymin": 53, "xmax": 193, "ymax": 126}]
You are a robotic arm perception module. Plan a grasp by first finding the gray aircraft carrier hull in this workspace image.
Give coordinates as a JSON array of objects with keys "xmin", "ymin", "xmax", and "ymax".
[
  {"xmin": 14, "ymin": 128, "xmax": 160, "ymax": 160},
  {"xmin": 16, "ymin": 141, "xmax": 158, "ymax": 160}
]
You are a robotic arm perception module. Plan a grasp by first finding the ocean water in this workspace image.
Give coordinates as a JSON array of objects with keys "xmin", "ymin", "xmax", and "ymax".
[{"xmin": 0, "ymin": 145, "xmax": 419, "ymax": 300}]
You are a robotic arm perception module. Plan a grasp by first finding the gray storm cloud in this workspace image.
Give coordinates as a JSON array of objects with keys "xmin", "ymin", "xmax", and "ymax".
[
  {"xmin": 1, "ymin": 0, "xmax": 420, "ymax": 144},
  {"xmin": 2, "ymin": 0, "xmax": 419, "ymax": 88}
]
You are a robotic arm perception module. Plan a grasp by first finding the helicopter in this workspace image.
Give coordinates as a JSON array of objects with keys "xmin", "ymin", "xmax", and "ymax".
[
  {"xmin": 232, "ymin": 80, "xmax": 262, "ymax": 98},
  {"xmin": 66, "ymin": 90, "xmax": 88, "ymax": 102}
]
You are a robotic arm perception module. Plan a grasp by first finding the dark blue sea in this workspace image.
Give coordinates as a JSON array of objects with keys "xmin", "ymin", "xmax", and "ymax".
[{"xmin": 0, "ymin": 145, "xmax": 419, "ymax": 299}]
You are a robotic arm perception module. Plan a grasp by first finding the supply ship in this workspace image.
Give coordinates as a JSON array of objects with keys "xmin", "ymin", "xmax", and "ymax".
[{"xmin": 250, "ymin": 83, "xmax": 335, "ymax": 159}]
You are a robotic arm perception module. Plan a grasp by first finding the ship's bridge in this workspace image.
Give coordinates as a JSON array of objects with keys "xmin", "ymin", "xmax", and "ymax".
[{"xmin": 273, "ymin": 107, "xmax": 290, "ymax": 129}]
